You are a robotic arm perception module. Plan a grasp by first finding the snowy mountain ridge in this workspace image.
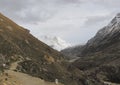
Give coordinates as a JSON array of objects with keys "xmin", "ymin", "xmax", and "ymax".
[
  {"xmin": 62, "ymin": 13, "xmax": 120, "ymax": 58},
  {"xmin": 87, "ymin": 13, "xmax": 120, "ymax": 45},
  {"xmin": 40, "ymin": 36, "xmax": 71, "ymax": 51}
]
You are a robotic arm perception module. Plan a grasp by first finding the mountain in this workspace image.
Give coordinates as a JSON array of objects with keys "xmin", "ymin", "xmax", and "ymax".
[
  {"xmin": 0, "ymin": 13, "xmax": 103, "ymax": 85},
  {"xmin": 62, "ymin": 13, "xmax": 120, "ymax": 58},
  {"xmin": 61, "ymin": 45, "xmax": 84, "ymax": 59},
  {"xmin": 40, "ymin": 36, "xmax": 71, "ymax": 51},
  {"xmin": 81, "ymin": 13, "xmax": 120, "ymax": 55},
  {"xmin": 72, "ymin": 13, "xmax": 120, "ymax": 84}
]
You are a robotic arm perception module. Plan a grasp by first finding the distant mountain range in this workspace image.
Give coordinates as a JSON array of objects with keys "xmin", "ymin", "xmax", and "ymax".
[
  {"xmin": 40, "ymin": 36, "xmax": 71, "ymax": 51},
  {"xmin": 61, "ymin": 45, "xmax": 84, "ymax": 59}
]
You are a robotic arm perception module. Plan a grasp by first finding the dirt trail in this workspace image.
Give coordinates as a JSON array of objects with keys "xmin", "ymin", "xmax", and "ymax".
[
  {"xmin": 6, "ymin": 70, "xmax": 58, "ymax": 85},
  {"xmin": 0, "ymin": 62, "xmax": 63, "ymax": 85},
  {"xmin": 9, "ymin": 61, "xmax": 19, "ymax": 70}
]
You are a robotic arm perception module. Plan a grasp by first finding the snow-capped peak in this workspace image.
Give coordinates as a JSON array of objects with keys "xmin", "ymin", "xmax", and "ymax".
[{"xmin": 40, "ymin": 35, "xmax": 71, "ymax": 51}]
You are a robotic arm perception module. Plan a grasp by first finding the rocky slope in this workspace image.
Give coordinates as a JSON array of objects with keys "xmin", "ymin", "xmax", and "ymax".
[
  {"xmin": 0, "ymin": 13, "xmax": 103, "ymax": 85},
  {"xmin": 72, "ymin": 13, "xmax": 120, "ymax": 84}
]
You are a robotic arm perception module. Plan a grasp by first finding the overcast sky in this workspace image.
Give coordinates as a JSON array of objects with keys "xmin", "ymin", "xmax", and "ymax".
[{"xmin": 0, "ymin": 0, "xmax": 120, "ymax": 45}]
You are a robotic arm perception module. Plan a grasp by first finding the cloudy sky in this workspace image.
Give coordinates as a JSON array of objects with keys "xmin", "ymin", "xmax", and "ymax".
[{"xmin": 0, "ymin": 0, "xmax": 120, "ymax": 45}]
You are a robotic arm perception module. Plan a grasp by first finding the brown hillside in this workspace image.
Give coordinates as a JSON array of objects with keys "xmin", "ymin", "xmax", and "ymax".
[{"xmin": 0, "ymin": 13, "xmax": 103, "ymax": 85}]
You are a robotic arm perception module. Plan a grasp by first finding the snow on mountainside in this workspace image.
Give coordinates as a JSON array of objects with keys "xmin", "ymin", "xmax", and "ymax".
[
  {"xmin": 80, "ymin": 13, "xmax": 120, "ymax": 55},
  {"xmin": 62, "ymin": 13, "xmax": 120, "ymax": 57},
  {"xmin": 87, "ymin": 13, "xmax": 120, "ymax": 45},
  {"xmin": 40, "ymin": 36, "xmax": 71, "ymax": 51}
]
